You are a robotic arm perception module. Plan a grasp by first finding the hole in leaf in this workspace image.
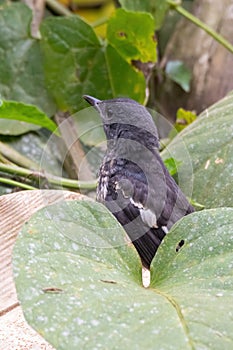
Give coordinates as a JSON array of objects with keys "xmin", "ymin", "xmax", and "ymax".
[{"xmin": 176, "ymin": 239, "xmax": 185, "ymax": 252}]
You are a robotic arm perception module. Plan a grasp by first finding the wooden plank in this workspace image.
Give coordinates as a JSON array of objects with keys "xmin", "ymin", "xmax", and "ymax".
[{"xmin": 0, "ymin": 306, "xmax": 54, "ymax": 349}]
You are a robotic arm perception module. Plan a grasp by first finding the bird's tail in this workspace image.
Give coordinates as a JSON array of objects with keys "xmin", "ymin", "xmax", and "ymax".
[{"xmin": 132, "ymin": 227, "xmax": 166, "ymax": 270}]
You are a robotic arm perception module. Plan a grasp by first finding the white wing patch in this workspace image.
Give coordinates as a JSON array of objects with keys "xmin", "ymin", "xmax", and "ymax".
[
  {"xmin": 140, "ymin": 208, "xmax": 158, "ymax": 228},
  {"xmin": 142, "ymin": 266, "xmax": 150, "ymax": 288},
  {"xmin": 116, "ymin": 180, "xmax": 134, "ymax": 199},
  {"xmin": 130, "ymin": 197, "xmax": 143, "ymax": 209},
  {"xmin": 130, "ymin": 198, "xmax": 158, "ymax": 228}
]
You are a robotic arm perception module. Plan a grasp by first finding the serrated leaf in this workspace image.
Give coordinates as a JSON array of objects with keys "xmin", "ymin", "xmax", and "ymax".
[
  {"xmin": 166, "ymin": 60, "xmax": 192, "ymax": 92},
  {"xmin": 107, "ymin": 9, "xmax": 156, "ymax": 63},
  {"xmin": 162, "ymin": 93, "xmax": 233, "ymax": 208},
  {"xmin": 119, "ymin": 0, "xmax": 169, "ymax": 30},
  {"xmin": 13, "ymin": 201, "xmax": 233, "ymax": 349},
  {"xmin": 40, "ymin": 16, "xmax": 146, "ymax": 112},
  {"xmin": 0, "ymin": 2, "xmax": 56, "ymax": 119},
  {"xmin": 0, "ymin": 100, "xmax": 58, "ymax": 135}
]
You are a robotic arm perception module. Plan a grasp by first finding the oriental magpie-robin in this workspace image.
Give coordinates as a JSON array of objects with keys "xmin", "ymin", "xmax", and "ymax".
[{"xmin": 83, "ymin": 95, "xmax": 194, "ymax": 286}]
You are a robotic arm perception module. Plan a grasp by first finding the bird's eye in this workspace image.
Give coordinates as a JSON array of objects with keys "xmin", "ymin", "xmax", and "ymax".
[{"xmin": 107, "ymin": 108, "xmax": 114, "ymax": 119}]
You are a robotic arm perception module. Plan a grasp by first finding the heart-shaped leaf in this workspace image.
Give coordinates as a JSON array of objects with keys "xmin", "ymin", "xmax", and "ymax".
[
  {"xmin": 40, "ymin": 16, "xmax": 146, "ymax": 112},
  {"xmin": 13, "ymin": 200, "xmax": 233, "ymax": 349}
]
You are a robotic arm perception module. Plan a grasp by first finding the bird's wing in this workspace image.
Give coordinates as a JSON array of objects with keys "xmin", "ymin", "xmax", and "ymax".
[
  {"xmin": 103, "ymin": 157, "xmax": 166, "ymax": 229},
  {"xmin": 100, "ymin": 160, "xmax": 167, "ymax": 269},
  {"xmin": 105, "ymin": 152, "xmax": 193, "ymax": 231},
  {"xmin": 99, "ymin": 155, "xmax": 193, "ymax": 269}
]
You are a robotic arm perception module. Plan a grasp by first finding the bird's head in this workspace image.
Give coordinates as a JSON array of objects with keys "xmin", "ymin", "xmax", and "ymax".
[{"xmin": 83, "ymin": 95, "xmax": 160, "ymax": 149}]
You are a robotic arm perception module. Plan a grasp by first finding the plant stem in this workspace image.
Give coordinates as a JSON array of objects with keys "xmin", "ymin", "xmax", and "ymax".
[
  {"xmin": 0, "ymin": 177, "xmax": 37, "ymax": 190},
  {"xmin": 0, "ymin": 141, "xmax": 39, "ymax": 169},
  {"xmin": 0, "ymin": 163, "xmax": 97, "ymax": 190},
  {"xmin": 167, "ymin": 0, "xmax": 233, "ymax": 54},
  {"xmin": 46, "ymin": 0, "xmax": 73, "ymax": 16},
  {"xmin": 91, "ymin": 17, "xmax": 108, "ymax": 28}
]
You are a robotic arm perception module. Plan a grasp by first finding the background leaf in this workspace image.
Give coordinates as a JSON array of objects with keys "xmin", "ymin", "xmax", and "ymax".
[
  {"xmin": 13, "ymin": 201, "xmax": 233, "ymax": 349},
  {"xmin": 40, "ymin": 16, "xmax": 146, "ymax": 112},
  {"xmin": 107, "ymin": 9, "xmax": 156, "ymax": 63},
  {"xmin": 0, "ymin": 2, "xmax": 56, "ymax": 116},
  {"xmin": 72, "ymin": 107, "xmax": 105, "ymax": 146},
  {"xmin": 118, "ymin": 0, "xmax": 169, "ymax": 30},
  {"xmin": 161, "ymin": 92, "xmax": 233, "ymax": 208},
  {"xmin": 0, "ymin": 130, "xmax": 67, "ymax": 195},
  {"xmin": 165, "ymin": 60, "xmax": 192, "ymax": 92},
  {"xmin": 105, "ymin": 44, "xmax": 146, "ymax": 101},
  {"xmin": 163, "ymin": 157, "xmax": 182, "ymax": 176},
  {"xmin": 0, "ymin": 100, "xmax": 58, "ymax": 135},
  {"xmin": 169, "ymin": 108, "xmax": 197, "ymax": 139}
]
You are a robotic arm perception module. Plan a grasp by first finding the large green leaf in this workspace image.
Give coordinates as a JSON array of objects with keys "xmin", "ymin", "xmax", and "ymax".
[
  {"xmin": 13, "ymin": 200, "xmax": 233, "ymax": 349},
  {"xmin": 0, "ymin": 100, "xmax": 58, "ymax": 135},
  {"xmin": 119, "ymin": 0, "xmax": 169, "ymax": 30},
  {"xmin": 40, "ymin": 16, "xmax": 146, "ymax": 112},
  {"xmin": 151, "ymin": 207, "xmax": 233, "ymax": 349},
  {"xmin": 161, "ymin": 92, "xmax": 233, "ymax": 208},
  {"xmin": 0, "ymin": 2, "xmax": 56, "ymax": 121},
  {"xmin": 107, "ymin": 9, "xmax": 156, "ymax": 63}
]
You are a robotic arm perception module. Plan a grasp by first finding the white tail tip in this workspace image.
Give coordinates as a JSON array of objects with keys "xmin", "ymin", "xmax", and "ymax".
[{"xmin": 142, "ymin": 267, "xmax": 151, "ymax": 288}]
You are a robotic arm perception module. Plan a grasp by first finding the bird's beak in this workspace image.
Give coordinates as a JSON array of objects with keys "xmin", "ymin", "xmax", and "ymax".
[{"xmin": 83, "ymin": 95, "xmax": 101, "ymax": 107}]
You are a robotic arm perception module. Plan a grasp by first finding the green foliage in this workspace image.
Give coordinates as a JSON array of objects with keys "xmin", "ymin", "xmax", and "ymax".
[
  {"xmin": 0, "ymin": 2, "xmax": 56, "ymax": 116},
  {"xmin": 107, "ymin": 9, "xmax": 156, "ymax": 63},
  {"xmin": 169, "ymin": 108, "xmax": 197, "ymax": 138},
  {"xmin": 175, "ymin": 108, "xmax": 197, "ymax": 131},
  {"xmin": 0, "ymin": 100, "xmax": 58, "ymax": 135},
  {"xmin": 40, "ymin": 14, "xmax": 148, "ymax": 112},
  {"xmin": 119, "ymin": 0, "xmax": 169, "ymax": 30},
  {"xmin": 2, "ymin": 1, "xmax": 232, "ymax": 347},
  {"xmin": 165, "ymin": 60, "xmax": 192, "ymax": 92},
  {"xmin": 162, "ymin": 92, "xmax": 233, "ymax": 208},
  {"xmin": 0, "ymin": 2, "xmax": 159, "ymax": 117},
  {"xmin": 163, "ymin": 157, "xmax": 181, "ymax": 176},
  {"xmin": 72, "ymin": 107, "xmax": 105, "ymax": 146},
  {"xmin": 13, "ymin": 202, "xmax": 233, "ymax": 349}
]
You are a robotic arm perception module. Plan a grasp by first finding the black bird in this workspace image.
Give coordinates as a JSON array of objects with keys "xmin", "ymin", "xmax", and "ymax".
[{"xmin": 83, "ymin": 95, "xmax": 194, "ymax": 286}]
